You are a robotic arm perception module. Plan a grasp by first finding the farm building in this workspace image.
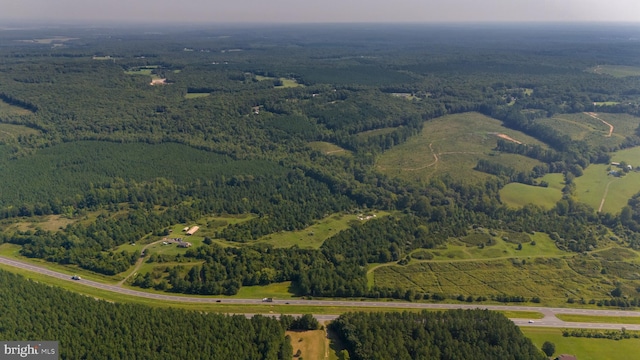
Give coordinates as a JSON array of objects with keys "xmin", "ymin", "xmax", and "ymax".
[
  {"xmin": 177, "ymin": 241, "xmax": 192, "ymax": 248},
  {"xmin": 182, "ymin": 226, "xmax": 189, "ymax": 232},
  {"xmin": 186, "ymin": 226, "xmax": 200, "ymax": 236}
]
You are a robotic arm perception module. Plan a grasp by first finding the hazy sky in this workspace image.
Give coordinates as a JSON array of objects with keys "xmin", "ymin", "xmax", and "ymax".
[{"xmin": 2, "ymin": 0, "xmax": 639, "ymax": 23}]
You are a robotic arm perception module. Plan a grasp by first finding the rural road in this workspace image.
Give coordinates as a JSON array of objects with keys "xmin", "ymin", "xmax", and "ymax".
[{"xmin": 2, "ymin": 256, "xmax": 640, "ymax": 330}]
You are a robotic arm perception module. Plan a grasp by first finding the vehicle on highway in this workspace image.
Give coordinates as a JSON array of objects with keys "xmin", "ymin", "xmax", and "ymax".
[
  {"xmin": 71, "ymin": 275, "xmax": 81, "ymax": 280},
  {"xmin": 262, "ymin": 297, "xmax": 273, "ymax": 302},
  {"xmin": 528, "ymin": 320, "xmax": 534, "ymax": 323}
]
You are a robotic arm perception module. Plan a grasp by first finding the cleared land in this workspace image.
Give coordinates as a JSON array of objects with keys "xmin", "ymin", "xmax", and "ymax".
[
  {"xmin": 255, "ymin": 211, "xmax": 388, "ymax": 249},
  {"xmin": 0, "ymin": 123, "xmax": 40, "ymax": 142},
  {"xmin": 575, "ymin": 147, "xmax": 640, "ymax": 214},
  {"xmin": 370, "ymin": 233, "xmax": 640, "ymax": 304},
  {"xmin": 557, "ymin": 314, "xmax": 640, "ymax": 325},
  {"xmin": 255, "ymin": 75, "xmax": 303, "ymax": 88},
  {"xmin": 184, "ymin": 93, "xmax": 210, "ymax": 99},
  {"xmin": 522, "ymin": 327, "xmax": 640, "ymax": 360},
  {"xmin": 537, "ymin": 112, "xmax": 635, "ymax": 149},
  {"xmin": 287, "ymin": 330, "xmax": 327, "ymax": 360},
  {"xmin": 307, "ymin": 141, "xmax": 352, "ymax": 156},
  {"xmin": 376, "ymin": 112, "xmax": 546, "ymax": 183},
  {"xmin": 499, "ymin": 173, "xmax": 565, "ymax": 209},
  {"xmin": 0, "ymin": 99, "xmax": 34, "ymax": 116},
  {"xmin": 590, "ymin": 65, "xmax": 640, "ymax": 78}
]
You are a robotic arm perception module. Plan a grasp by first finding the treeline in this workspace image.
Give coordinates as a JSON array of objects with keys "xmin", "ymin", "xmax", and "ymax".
[
  {"xmin": 0, "ymin": 270, "xmax": 292, "ymax": 360},
  {"xmin": 329, "ymin": 310, "xmax": 546, "ymax": 360}
]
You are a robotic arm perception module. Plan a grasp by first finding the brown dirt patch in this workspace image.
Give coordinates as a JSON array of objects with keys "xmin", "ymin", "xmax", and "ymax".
[
  {"xmin": 287, "ymin": 330, "xmax": 327, "ymax": 360},
  {"xmin": 496, "ymin": 133, "xmax": 522, "ymax": 144}
]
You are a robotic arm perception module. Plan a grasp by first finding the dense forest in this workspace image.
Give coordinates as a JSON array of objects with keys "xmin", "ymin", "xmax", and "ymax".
[
  {"xmin": 1, "ymin": 23, "xmax": 640, "ymax": 302},
  {"xmin": 0, "ymin": 270, "xmax": 292, "ymax": 359},
  {"xmin": 329, "ymin": 310, "xmax": 546, "ymax": 360}
]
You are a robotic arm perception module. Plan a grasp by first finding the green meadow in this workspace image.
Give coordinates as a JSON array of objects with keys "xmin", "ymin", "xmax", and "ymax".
[
  {"xmin": 522, "ymin": 327, "xmax": 640, "ymax": 360},
  {"xmin": 499, "ymin": 173, "xmax": 565, "ymax": 209},
  {"xmin": 184, "ymin": 92, "xmax": 210, "ymax": 99},
  {"xmin": 255, "ymin": 75, "xmax": 303, "ymax": 88},
  {"xmin": 255, "ymin": 211, "xmax": 389, "ymax": 249},
  {"xmin": 376, "ymin": 112, "xmax": 545, "ymax": 183},
  {"xmin": 575, "ymin": 147, "xmax": 640, "ymax": 214}
]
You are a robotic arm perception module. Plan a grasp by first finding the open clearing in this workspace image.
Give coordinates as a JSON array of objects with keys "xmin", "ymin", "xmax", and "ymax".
[
  {"xmin": 589, "ymin": 65, "xmax": 640, "ymax": 78},
  {"xmin": 0, "ymin": 123, "xmax": 40, "ymax": 142},
  {"xmin": 522, "ymin": 327, "xmax": 640, "ymax": 360},
  {"xmin": 184, "ymin": 93, "xmax": 210, "ymax": 99},
  {"xmin": 287, "ymin": 330, "xmax": 327, "ymax": 360},
  {"xmin": 255, "ymin": 211, "xmax": 389, "ymax": 249},
  {"xmin": 499, "ymin": 173, "xmax": 565, "ymax": 209},
  {"xmin": 537, "ymin": 112, "xmax": 634, "ymax": 149},
  {"xmin": 308, "ymin": 141, "xmax": 352, "ymax": 156},
  {"xmin": 376, "ymin": 112, "xmax": 546, "ymax": 183},
  {"xmin": 255, "ymin": 75, "xmax": 304, "ymax": 88},
  {"xmin": 0, "ymin": 99, "xmax": 35, "ymax": 116},
  {"xmin": 575, "ymin": 147, "xmax": 640, "ymax": 214},
  {"xmin": 557, "ymin": 314, "xmax": 640, "ymax": 325}
]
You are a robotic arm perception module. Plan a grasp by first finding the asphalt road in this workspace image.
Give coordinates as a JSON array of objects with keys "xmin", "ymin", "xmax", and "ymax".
[{"xmin": 2, "ymin": 256, "xmax": 640, "ymax": 330}]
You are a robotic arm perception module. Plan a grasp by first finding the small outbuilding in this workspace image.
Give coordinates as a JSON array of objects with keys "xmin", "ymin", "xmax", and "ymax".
[
  {"xmin": 555, "ymin": 355, "xmax": 578, "ymax": 360},
  {"xmin": 177, "ymin": 242, "xmax": 192, "ymax": 248}
]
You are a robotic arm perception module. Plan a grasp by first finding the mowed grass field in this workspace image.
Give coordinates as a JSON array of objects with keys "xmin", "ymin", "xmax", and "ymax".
[
  {"xmin": 255, "ymin": 75, "xmax": 303, "ymax": 88},
  {"xmin": 590, "ymin": 64, "xmax": 640, "ymax": 78},
  {"xmin": 575, "ymin": 147, "xmax": 640, "ymax": 214},
  {"xmin": 376, "ymin": 112, "xmax": 546, "ymax": 183},
  {"xmin": 499, "ymin": 173, "xmax": 565, "ymax": 209},
  {"xmin": 522, "ymin": 327, "xmax": 640, "ymax": 360}
]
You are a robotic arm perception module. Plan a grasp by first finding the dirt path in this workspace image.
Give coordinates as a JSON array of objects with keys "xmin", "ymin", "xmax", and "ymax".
[
  {"xmin": 585, "ymin": 112, "xmax": 614, "ymax": 137},
  {"xmin": 598, "ymin": 179, "xmax": 617, "ymax": 213},
  {"xmin": 117, "ymin": 239, "xmax": 165, "ymax": 286}
]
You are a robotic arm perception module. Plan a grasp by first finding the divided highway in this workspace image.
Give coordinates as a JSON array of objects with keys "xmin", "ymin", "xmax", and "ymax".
[{"xmin": 2, "ymin": 256, "xmax": 640, "ymax": 330}]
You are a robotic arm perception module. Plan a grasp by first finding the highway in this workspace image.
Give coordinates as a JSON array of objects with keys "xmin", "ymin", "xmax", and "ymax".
[{"xmin": 2, "ymin": 256, "xmax": 640, "ymax": 330}]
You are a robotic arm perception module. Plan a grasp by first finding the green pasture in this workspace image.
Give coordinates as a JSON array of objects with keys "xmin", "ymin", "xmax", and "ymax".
[
  {"xmin": 307, "ymin": 141, "xmax": 351, "ymax": 156},
  {"xmin": 255, "ymin": 211, "xmax": 389, "ymax": 249},
  {"xmin": 574, "ymin": 160, "xmax": 640, "ymax": 214},
  {"xmin": 590, "ymin": 65, "xmax": 640, "ymax": 78},
  {"xmin": 499, "ymin": 177, "xmax": 564, "ymax": 209},
  {"xmin": 184, "ymin": 92, "xmax": 210, "ymax": 99},
  {"xmin": 556, "ymin": 314, "xmax": 640, "ymax": 325},
  {"xmin": 595, "ymin": 101, "xmax": 620, "ymax": 106},
  {"xmin": 376, "ymin": 112, "xmax": 546, "ymax": 183},
  {"xmin": 522, "ymin": 327, "xmax": 640, "ymax": 360}
]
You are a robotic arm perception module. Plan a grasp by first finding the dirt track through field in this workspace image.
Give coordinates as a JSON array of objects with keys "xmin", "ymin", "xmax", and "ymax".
[
  {"xmin": 117, "ymin": 239, "xmax": 165, "ymax": 286},
  {"xmin": 598, "ymin": 179, "xmax": 617, "ymax": 213},
  {"xmin": 585, "ymin": 112, "xmax": 614, "ymax": 137}
]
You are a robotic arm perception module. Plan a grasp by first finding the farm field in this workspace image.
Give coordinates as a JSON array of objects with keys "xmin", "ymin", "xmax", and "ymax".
[
  {"xmin": 499, "ymin": 173, "xmax": 565, "ymax": 209},
  {"xmin": 376, "ymin": 112, "xmax": 546, "ymax": 183},
  {"xmin": 590, "ymin": 64, "xmax": 640, "ymax": 77},
  {"xmin": 522, "ymin": 327, "xmax": 640, "ymax": 360}
]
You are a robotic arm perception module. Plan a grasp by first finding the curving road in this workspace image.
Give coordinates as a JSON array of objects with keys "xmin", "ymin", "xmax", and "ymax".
[{"xmin": 2, "ymin": 256, "xmax": 640, "ymax": 330}]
